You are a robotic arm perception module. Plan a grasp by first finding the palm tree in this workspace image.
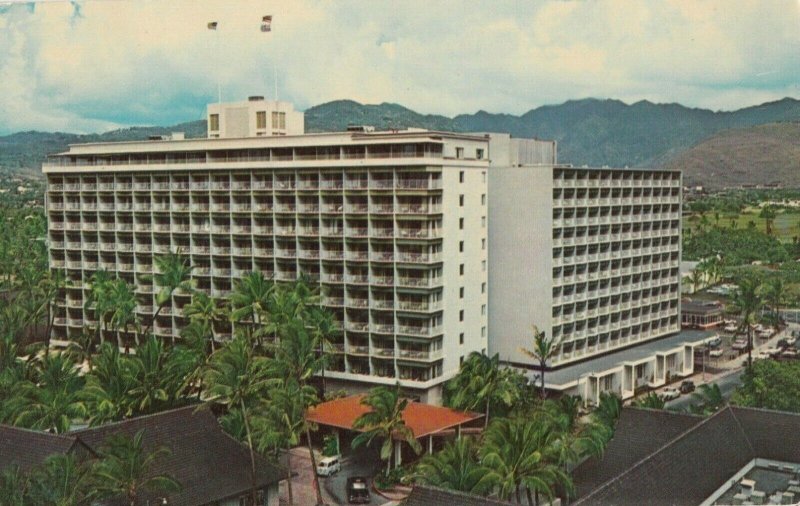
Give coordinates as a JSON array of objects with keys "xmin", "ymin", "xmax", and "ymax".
[
  {"xmin": 85, "ymin": 269, "xmax": 114, "ymax": 345},
  {"xmin": 204, "ymin": 336, "xmax": 272, "ymax": 504},
  {"xmin": 126, "ymin": 336, "xmax": 192, "ymax": 415},
  {"xmin": 182, "ymin": 292, "xmax": 226, "ymax": 352},
  {"xmin": 352, "ymin": 385, "xmax": 422, "ymax": 476},
  {"xmin": 27, "ymin": 453, "xmax": 95, "ymax": 505},
  {"xmin": 253, "ymin": 379, "xmax": 318, "ymax": 506},
  {"xmin": 415, "ymin": 437, "xmax": 495, "ymax": 496},
  {"xmin": 0, "ymin": 465, "xmax": 29, "ymax": 506},
  {"xmin": 763, "ymin": 277, "xmax": 786, "ymax": 324},
  {"xmin": 591, "ymin": 392, "xmax": 622, "ymax": 436},
  {"xmin": 38, "ymin": 268, "xmax": 69, "ymax": 350},
  {"xmin": 633, "ymin": 392, "xmax": 666, "ymax": 410},
  {"xmin": 690, "ymin": 267, "xmax": 704, "ymax": 294},
  {"xmin": 729, "ymin": 275, "xmax": 763, "ymax": 369},
  {"xmin": 7, "ymin": 352, "xmax": 86, "ymax": 434},
  {"xmin": 92, "ymin": 429, "xmax": 181, "ymax": 506},
  {"xmin": 142, "ymin": 251, "xmax": 194, "ymax": 338},
  {"xmin": 82, "ymin": 342, "xmax": 136, "ymax": 425},
  {"xmin": 520, "ymin": 325, "xmax": 563, "ymax": 399},
  {"xmin": 689, "ymin": 383, "xmax": 725, "ymax": 416},
  {"xmin": 107, "ymin": 279, "xmax": 139, "ymax": 348},
  {"xmin": 481, "ymin": 417, "xmax": 573, "ymax": 505},
  {"xmin": 230, "ymin": 271, "xmax": 274, "ymax": 338},
  {"xmin": 759, "ymin": 205, "xmax": 777, "ymax": 235},
  {"xmin": 445, "ymin": 352, "xmax": 522, "ymax": 427}
]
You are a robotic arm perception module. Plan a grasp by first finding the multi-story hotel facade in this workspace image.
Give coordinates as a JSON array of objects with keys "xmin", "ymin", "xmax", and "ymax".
[
  {"xmin": 488, "ymin": 161, "xmax": 716, "ymax": 404},
  {"xmin": 42, "ymin": 96, "xmax": 712, "ymax": 405},
  {"xmin": 42, "ymin": 98, "xmax": 559, "ymax": 403}
]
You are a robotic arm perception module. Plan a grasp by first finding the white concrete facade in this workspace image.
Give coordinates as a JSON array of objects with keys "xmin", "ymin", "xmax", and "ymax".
[
  {"xmin": 42, "ymin": 119, "xmax": 500, "ymax": 402},
  {"xmin": 207, "ymin": 97, "xmax": 304, "ymax": 138},
  {"xmin": 488, "ymin": 161, "xmax": 684, "ymax": 372}
]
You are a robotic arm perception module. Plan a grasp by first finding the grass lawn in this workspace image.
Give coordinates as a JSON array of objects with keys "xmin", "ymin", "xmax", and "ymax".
[{"xmin": 684, "ymin": 208, "xmax": 800, "ymax": 243}]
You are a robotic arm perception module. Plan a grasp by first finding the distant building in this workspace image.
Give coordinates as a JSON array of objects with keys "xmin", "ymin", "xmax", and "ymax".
[{"xmin": 681, "ymin": 298, "xmax": 724, "ymax": 329}]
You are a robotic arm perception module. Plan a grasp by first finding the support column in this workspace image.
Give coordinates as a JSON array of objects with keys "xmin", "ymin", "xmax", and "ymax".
[
  {"xmin": 456, "ymin": 425, "xmax": 461, "ymax": 439},
  {"xmin": 334, "ymin": 429, "xmax": 341, "ymax": 456},
  {"xmin": 428, "ymin": 435, "xmax": 433, "ymax": 454}
]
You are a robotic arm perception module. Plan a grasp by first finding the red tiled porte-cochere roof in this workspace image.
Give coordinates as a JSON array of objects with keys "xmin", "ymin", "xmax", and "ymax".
[{"xmin": 306, "ymin": 394, "xmax": 483, "ymax": 439}]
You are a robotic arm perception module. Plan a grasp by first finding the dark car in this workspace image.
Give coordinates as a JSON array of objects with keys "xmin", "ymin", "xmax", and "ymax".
[
  {"xmin": 346, "ymin": 476, "xmax": 370, "ymax": 504},
  {"xmin": 680, "ymin": 380, "xmax": 696, "ymax": 394}
]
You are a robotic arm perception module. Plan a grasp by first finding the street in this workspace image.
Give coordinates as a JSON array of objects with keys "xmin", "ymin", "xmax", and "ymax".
[
  {"xmin": 665, "ymin": 368, "xmax": 744, "ymax": 410},
  {"xmin": 321, "ymin": 445, "xmax": 390, "ymax": 506}
]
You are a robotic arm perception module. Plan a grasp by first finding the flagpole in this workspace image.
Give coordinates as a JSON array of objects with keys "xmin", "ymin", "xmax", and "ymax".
[{"xmin": 216, "ymin": 27, "xmax": 221, "ymax": 104}]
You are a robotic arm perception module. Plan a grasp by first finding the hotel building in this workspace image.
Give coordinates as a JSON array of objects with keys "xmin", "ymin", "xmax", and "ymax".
[
  {"xmin": 42, "ymin": 97, "xmax": 558, "ymax": 403},
  {"xmin": 43, "ymin": 96, "xmax": 713, "ymax": 405},
  {"xmin": 488, "ymin": 159, "xmax": 716, "ymax": 404}
]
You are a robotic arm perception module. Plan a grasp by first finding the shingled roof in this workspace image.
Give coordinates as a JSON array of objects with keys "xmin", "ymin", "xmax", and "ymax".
[
  {"xmin": 0, "ymin": 425, "xmax": 89, "ymax": 471},
  {"xmin": 572, "ymin": 406, "xmax": 800, "ymax": 506},
  {"xmin": 572, "ymin": 408, "xmax": 702, "ymax": 498},
  {"xmin": 403, "ymin": 485, "xmax": 514, "ymax": 506},
  {"xmin": 71, "ymin": 405, "xmax": 283, "ymax": 506}
]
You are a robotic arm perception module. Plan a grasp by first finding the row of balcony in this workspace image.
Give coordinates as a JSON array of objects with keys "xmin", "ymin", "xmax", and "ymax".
[
  {"xmin": 553, "ymin": 212, "xmax": 681, "ymax": 227},
  {"xmin": 552, "ymin": 307, "xmax": 678, "ymax": 326},
  {"xmin": 553, "ymin": 288, "xmax": 678, "ymax": 307},
  {"xmin": 553, "ymin": 178, "xmax": 680, "ymax": 188},
  {"xmin": 553, "ymin": 248, "xmax": 678, "ymax": 267},
  {"xmin": 332, "ymin": 345, "xmax": 443, "ymax": 361},
  {"xmin": 552, "ymin": 231, "xmax": 679, "ymax": 248},
  {"xmin": 51, "ymin": 178, "xmax": 445, "ymax": 191}
]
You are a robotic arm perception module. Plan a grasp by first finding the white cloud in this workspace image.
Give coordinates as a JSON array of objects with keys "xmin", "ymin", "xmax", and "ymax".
[{"xmin": 0, "ymin": 0, "xmax": 798, "ymax": 134}]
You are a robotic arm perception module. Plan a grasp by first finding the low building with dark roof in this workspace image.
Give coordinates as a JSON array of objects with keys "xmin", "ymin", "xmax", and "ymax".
[
  {"xmin": 571, "ymin": 406, "xmax": 800, "ymax": 506},
  {"xmin": 0, "ymin": 405, "xmax": 283, "ymax": 506}
]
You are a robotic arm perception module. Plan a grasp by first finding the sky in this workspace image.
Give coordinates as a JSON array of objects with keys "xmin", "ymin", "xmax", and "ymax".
[{"xmin": 0, "ymin": 0, "xmax": 799, "ymax": 135}]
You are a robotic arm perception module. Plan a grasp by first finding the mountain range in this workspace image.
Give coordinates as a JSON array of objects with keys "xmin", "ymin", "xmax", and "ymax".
[{"xmin": 2, "ymin": 97, "xmax": 800, "ymax": 188}]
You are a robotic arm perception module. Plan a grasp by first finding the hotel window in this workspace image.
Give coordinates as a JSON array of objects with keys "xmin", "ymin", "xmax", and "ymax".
[
  {"xmin": 459, "ymin": 241, "xmax": 464, "ymax": 252},
  {"xmin": 256, "ymin": 111, "xmax": 267, "ymax": 129},
  {"xmin": 456, "ymin": 147, "xmax": 464, "ymax": 159},
  {"xmin": 459, "ymin": 218, "xmax": 464, "ymax": 230},
  {"xmin": 209, "ymin": 114, "xmax": 219, "ymax": 131},
  {"xmin": 481, "ymin": 194, "xmax": 486, "ymax": 206},
  {"xmin": 481, "ymin": 327, "xmax": 486, "ymax": 338},
  {"xmin": 459, "ymin": 287, "xmax": 464, "ymax": 299},
  {"xmin": 481, "ymin": 238, "xmax": 486, "ymax": 250},
  {"xmin": 459, "ymin": 332, "xmax": 464, "ymax": 345},
  {"xmin": 460, "ymin": 264, "xmax": 464, "ymax": 275},
  {"xmin": 271, "ymin": 111, "xmax": 286, "ymax": 129},
  {"xmin": 459, "ymin": 195, "xmax": 464, "ymax": 207},
  {"xmin": 481, "ymin": 282, "xmax": 486, "ymax": 294},
  {"xmin": 481, "ymin": 216, "xmax": 486, "ymax": 228},
  {"xmin": 476, "ymin": 148, "xmax": 484, "ymax": 160},
  {"xmin": 459, "ymin": 171, "xmax": 465, "ymax": 183},
  {"xmin": 459, "ymin": 310, "xmax": 464, "ymax": 322},
  {"xmin": 481, "ymin": 304, "xmax": 486, "ymax": 315}
]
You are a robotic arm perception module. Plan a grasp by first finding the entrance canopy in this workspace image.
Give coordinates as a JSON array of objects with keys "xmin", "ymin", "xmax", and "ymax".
[{"xmin": 306, "ymin": 395, "xmax": 483, "ymax": 440}]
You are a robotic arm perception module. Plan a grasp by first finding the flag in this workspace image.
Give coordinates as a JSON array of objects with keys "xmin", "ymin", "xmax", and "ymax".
[
  {"xmin": 207, "ymin": 21, "xmax": 217, "ymax": 30},
  {"xmin": 260, "ymin": 15, "xmax": 272, "ymax": 32}
]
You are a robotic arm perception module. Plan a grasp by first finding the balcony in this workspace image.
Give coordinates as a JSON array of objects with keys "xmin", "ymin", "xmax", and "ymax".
[
  {"xmin": 371, "ymin": 252, "xmax": 394, "ymax": 262},
  {"xmin": 323, "ymin": 297, "xmax": 344, "ymax": 307},
  {"xmin": 346, "ymin": 228, "xmax": 368, "ymax": 238},
  {"xmin": 398, "ymin": 348, "xmax": 442, "ymax": 361},
  {"xmin": 299, "ymin": 249, "xmax": 320, "ymax": 259},
  {"xmin": 397, "ymin": 228, "xmax": 438, "ymax": 239},
  {"xmin": 397, "ymin": 277, "xmax": 441, "ymax": 288},
  {"xmin": 346, "ymin": 298, "xmax": 369, "ymax": 308},
  {"xmin": 398, "ymin": 325, "xmax": 442, "ymax": 337},
  {"xmin": 322, "ymin": 250, "xmax": 344, "ymax": 260},
  {"xmin": 396, "ymin": 252, "xmax": 441, "ymax": 263},
  {"xmin": 372, "ymin": 276, "xmax": 394, "ymax": 286},
  {"xmin": 345, "ymin": 274, "xmax": 369, "ymax": 285},
  {"xmin": 348, "ymin": 345, "xmax": 370, "ymax": 355},
  {"xmin": 398, "ymin": 300, "xmax": 441, "ymax": 312},
  {"xmin": 345, "ymin": 322, "xmax": 370, "ymax": 332}
]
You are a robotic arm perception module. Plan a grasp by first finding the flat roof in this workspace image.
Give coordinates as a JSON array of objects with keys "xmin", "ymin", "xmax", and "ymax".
[
  {"xmin": 682, "ymin": 299, "xmax": 725, "ymax": 314},
  {"xmin": 546, "ymin": 329, "xmax": 715, "ymax": 387},
  {"xmin": 305, "ymin": 394, "xmax": 482, "ymax": 439}
]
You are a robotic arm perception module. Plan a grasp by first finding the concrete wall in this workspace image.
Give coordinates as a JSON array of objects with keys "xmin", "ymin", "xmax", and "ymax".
[{"xmin": 487, "ymin": 164, "xmax": 554, "ymax": 365}]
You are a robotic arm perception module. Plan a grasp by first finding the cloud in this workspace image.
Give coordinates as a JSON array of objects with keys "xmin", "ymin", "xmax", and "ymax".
[{"xmin": 0, "ymin": 0, "xmax": 798, "ymax": 134}]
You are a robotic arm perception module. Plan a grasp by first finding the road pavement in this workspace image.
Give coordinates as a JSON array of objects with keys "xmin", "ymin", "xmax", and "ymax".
[
  {"xmin": 321, "ymin": 445, "xmax": 389, "ymax": 506},
  {"xmin": 665, "ymin": 368, "xmax": 744, "ymax": 410}
]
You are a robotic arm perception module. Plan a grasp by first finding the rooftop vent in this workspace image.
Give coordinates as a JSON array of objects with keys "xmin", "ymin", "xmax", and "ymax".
[{"xmin": 248, "ymin": 96, "xmax": 265, "ymax": 101}]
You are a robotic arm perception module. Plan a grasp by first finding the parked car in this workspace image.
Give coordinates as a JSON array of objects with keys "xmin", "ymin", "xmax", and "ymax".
[
  {"xmin": 660, "ymin": 387, "xmax": 681, "ymax": 401},
  {"xmin": 732, "ymin": 339, "xmax": 750, "ymax": 351},
  {"xmin": 680, "ymin": 380, "xmax": 696, "ymax": 394},
  {"xmin": 709, "ymin": 348, "xmax": 724, "ymax": 358},
  {"xmin": 706, "ymin": 336, "xmax": 722, "ymax": 348},
  {"xmin": 316, "ymin": 456, "xmax": 341, "ymax": 477},
  {"xmin": 346, "ymin": 476, "xmax": 371, "ymax": 504}
]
